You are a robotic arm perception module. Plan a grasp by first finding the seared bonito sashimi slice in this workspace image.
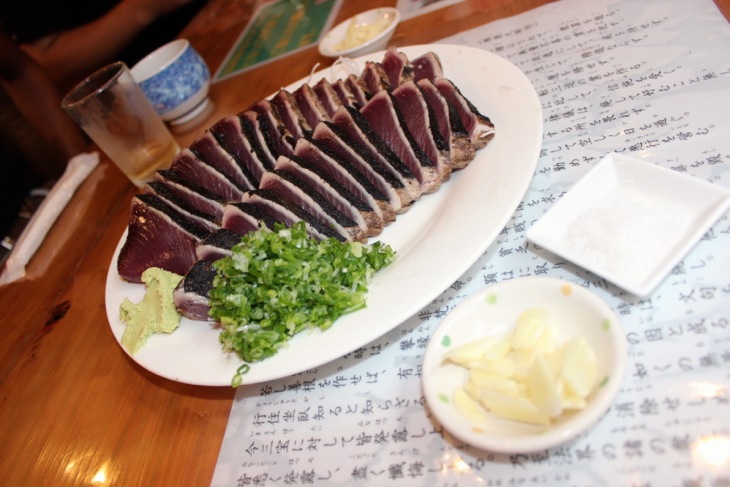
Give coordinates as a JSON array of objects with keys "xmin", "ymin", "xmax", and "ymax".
[{"xmin": 117, "ymin": 193, "xmax": 210, "ymax": 283}]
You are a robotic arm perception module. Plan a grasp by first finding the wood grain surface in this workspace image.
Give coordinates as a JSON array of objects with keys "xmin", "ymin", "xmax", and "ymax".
[{"xmin": 0, "ymin": 0, "xmax": 727, "ymax": 485}]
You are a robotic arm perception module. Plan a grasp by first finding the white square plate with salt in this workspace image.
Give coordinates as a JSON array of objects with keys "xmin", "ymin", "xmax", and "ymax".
[{"xmin": 526, "ymin": 153, "xmax": 730, "ymax": 297}]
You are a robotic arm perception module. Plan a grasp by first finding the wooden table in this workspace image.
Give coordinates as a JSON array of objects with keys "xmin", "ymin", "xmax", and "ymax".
[{"xmin": 1, "ymin": 0, "xmax": 728, "ymax": 485}]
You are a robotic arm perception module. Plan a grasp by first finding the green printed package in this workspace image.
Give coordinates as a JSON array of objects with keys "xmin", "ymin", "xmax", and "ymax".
[
  {"xmin": 119, "ymin": 267, "xmax": 183, "ymax": 354},
  {"xmin": 209, "ymin": 222, "xmax": 395, "ymax": 383}
]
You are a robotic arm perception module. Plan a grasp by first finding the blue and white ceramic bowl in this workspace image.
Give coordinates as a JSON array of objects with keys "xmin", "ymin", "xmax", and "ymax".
[{"xmin": 131, "ymin": 39, "xmax": 210, "ymax": 126}]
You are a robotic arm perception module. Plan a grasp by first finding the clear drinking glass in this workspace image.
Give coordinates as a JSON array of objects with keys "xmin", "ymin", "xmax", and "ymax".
[{"xmin": 62, "ymin": 61, "xmax": 179, "ymax": 187}]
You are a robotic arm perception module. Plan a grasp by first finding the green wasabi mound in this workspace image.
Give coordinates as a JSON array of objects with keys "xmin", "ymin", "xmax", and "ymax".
[
  {"xmin": 209, "ymin": 222, "xmax": 396, "ymax": 386},
  {"xmin": 119, "ymin": 267, "xmax": 184, "ymax": 355}
]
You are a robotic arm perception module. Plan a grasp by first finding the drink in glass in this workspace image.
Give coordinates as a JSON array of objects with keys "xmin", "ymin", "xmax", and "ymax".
[{"xmin": 62, "ymin": 61, "xmax": 179, "ymax": 187}]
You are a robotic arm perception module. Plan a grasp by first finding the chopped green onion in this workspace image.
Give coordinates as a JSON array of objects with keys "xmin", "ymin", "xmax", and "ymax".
[{"xmin": 209, "ymin": 222, "xmax": 395, "ymax": 386}]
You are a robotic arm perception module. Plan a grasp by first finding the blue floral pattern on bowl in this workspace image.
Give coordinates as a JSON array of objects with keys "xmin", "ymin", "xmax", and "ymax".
[{"xmin": 138, "ymin": 46, "xmax": 210, "ymax": 116}]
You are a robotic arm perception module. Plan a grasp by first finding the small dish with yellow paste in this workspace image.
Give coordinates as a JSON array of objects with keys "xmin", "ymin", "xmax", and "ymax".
[{"xmin": 319, "ymin": 7, "xmax": 400, "ymax": 59}]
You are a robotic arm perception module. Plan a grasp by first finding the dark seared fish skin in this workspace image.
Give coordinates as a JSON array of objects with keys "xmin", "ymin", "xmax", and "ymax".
[
  {"xmin": 144, "ymin": 181, "xmax": 220, "ymax": 233},
  {"xmin": 248, "ymin": 99, "xmax": 295, "ymax": 157},
  {"xmin": 261, "ymin": 168, "xmax": 365, "ymax": 242},
  {"xmin": 153, "ymin": 170, "xmax": 228, "ymax": 222},
  {"xmin": 241, "ymin": 189, "xmax": 343, "ymax": 241},
  {"xmin": 312, "ymin": 120, "xmax": 408, "ymax": 215},
  {"xmin": 331, "ymin": 78, "xmax": 360, "ymax": 109},
  {"xmin": 270, "ymin": 89, "xmax": 312, "ymax": 140},
  {"xmin": 239, "ymin": 111, "xmax": 278, "ymax": 170},
  {"xmin": 416, "ymin": 79, "xmax": 475, "ymax": 169},
  {"xmin": 392, "ymin": 81, "xmax": 452, "ymax": 181},
  {"xmin": 191, "ymin": 132, "xmax": 256, "ymax": 191},
  {"xmin": 275, "ymin": 155, "xmax": 384, "ymax": 237},
  {"xmin": 294, "ymin": 136, "xmax": 395, "ymax": 223},
  {"xmin": 360, "ymin": 90, "xmax": 441, "ymax": 193},
  {"xmin": 196, "ymin": 228, "xmax": 244, "ymax": 261},
  {"xmin": 210, "ymin": 116, "xmax": 266, "ymax": 187},
  {"xmin": 435, "ymin": 77, "xmax": 496, "ymax": 150},
  {"xmin": 331, "ymin": 106, "xmax": 421, "ymax": 202},
  {"xmin": 293, "ymin": 83, "xmax": 331, "ymax": 131},
  {"xmin": 312, "ymin": 78, "xmax": 342, "ymax": 117},
  {"xmin": 117, "ymin": 193, "xmax": 210, "ymax": 283},
  {"xmin": 173, "ymin": 260, "xmax": 217, "ymax": 321},
  {"xmin": 221, "ymin": 202, "xmax": 280, "ymax": 236},
  {"xmin": 170, "ymin": 148, "xmax": 244, "ymax": 201}
]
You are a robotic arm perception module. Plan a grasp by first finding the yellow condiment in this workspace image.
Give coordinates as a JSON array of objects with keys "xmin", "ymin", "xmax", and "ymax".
[{"xmin": 334, "ymin": 15, "xmax": 394, "ymax": 51}]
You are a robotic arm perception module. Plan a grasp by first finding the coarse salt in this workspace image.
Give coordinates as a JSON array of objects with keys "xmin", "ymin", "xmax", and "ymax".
[{"xmin": 564, "ymin": 186, "xmax": 690, "ymax": 285}]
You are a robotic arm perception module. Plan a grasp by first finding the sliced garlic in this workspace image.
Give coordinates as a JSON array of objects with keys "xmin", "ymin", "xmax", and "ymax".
[
  {"xmin": 525, "ymin": 355, "xmax": 564, "ymax": 418},
  {"xmin": 443, "ymin": 307, "xmax": 599, "ymax": 427},
  {"xmin": 467, "ymin": 356, "xmax": 516, "ymax": 378},
  {"xmin": 476, "ymin": 389, "xmax": 551, "ymax": 426},
  {"xmin": 452, "ymin": 386, "xmax": 491, "ymax": 425},
  {"xmin": 469, "ymin": 368, "xmax": 523, "ymax": 396},
  {"xmin": 561, "ymin": 390, "xmax": 588, "ymax": 410},
  {"xmin": 443, "ymin": 336, "xmax": 497, "ymax": 365},
  {"xmin": 483, "ymin": 334, "xmax": 513, "ymax": 361},
  {"xmin": 561, "ymin": 336, "xmax": 598, "ymax": 398},
  {"xmin": 512, "ymin": 307, "xmax": 550, "ymax": 351}
]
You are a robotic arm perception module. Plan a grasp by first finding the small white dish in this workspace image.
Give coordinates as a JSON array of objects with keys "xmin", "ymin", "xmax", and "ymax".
[
  {"xmin": 318, "ymin": 7, "xmax": 399, "ymax": 59},
  {"xmin": 422, "ymin": 277, "xmax": 626, "ymax": 454},
  {"xmin": 527, "ymin": 153, "xmax": 730, "ymax": 297}
]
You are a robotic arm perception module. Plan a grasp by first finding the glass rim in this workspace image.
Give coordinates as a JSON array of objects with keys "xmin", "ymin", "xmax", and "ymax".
[{"xmin": 62, "ymin": 61, "xmax": 128, "ymax": 110}]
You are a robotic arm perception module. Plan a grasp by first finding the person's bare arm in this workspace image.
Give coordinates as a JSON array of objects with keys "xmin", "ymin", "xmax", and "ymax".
[
  {"xmin": 21, "ymin": 0, "xmax": 198, "ymax": 91},
  {"xmin": 0, "ymin": 32, "xmax": 88, "ymax": 164}
]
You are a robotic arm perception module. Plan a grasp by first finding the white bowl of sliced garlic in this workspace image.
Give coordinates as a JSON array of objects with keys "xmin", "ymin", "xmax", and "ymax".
[
  {"xmin": 422, "ymin": 276, "xmax": 627, "ymax": 454},
  {"xmin": 318, "ymin": 7, "xmax": 400, "ymax": 59}
]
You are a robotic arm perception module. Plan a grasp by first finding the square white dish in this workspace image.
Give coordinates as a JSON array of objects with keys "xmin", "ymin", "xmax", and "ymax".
[{"xmin": 526, "ymin": 153, "xmax": 730, "ymax": 297}]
